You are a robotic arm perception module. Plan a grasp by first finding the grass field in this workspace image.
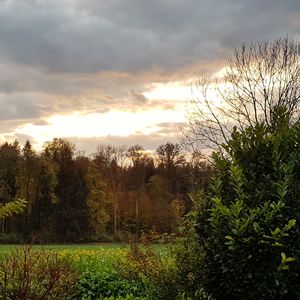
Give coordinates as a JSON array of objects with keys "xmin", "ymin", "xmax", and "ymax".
[{"xmin": 0, "ymin": 243, "xmax": 128, "ymax": 257}]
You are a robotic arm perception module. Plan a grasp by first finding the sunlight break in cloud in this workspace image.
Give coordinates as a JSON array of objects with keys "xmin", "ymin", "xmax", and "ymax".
[
  {"xmin": 15, "ymin": 109, "xmax": 185, "ymax": 149},
  {"xmin": 143, "ymin": 81, "xmax": 194, "ymax": 101}
]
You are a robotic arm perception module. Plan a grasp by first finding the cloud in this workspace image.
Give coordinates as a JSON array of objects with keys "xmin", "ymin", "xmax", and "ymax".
[
  {"xmin": 69, "ymin": 130, "xmax": 182, "ymax": 154},
  {"xmin": 155, "ymin": 122, "xmax": 184, "ymax": 135},
  {"xmin": 0, "ymin": 0, "xmax": 298, "ymax": 75},
  {"xmin": 128, "ymin": 89, "xmax": 148, "ymax": 104},
  {"xmin": 0, "ymin": 0, "xmax": 299, "ymax": 151}
]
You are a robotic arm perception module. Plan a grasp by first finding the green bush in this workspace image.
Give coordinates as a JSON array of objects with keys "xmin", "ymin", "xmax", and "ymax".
[
  {"xmin": 73, "ymin": 243, "xmax": 185, "ymax": 300},
  {"xmin": 120, "ymin": 243, "xmax": 178, "ymax": 300},
  {"xmin": 199, "ymin": 166, "xmax": 297, "ymax": 299},
  {"xmin": 175, "ymin": 192, "xmax": 214, "ymax": 300},
  {"xmin": 185, "ymin": 109, "xmax": 300, "ymax": 299},
  {"xmin": 0, "ymin": 232, "xmax": 23, "ymax": 244},
  {"xmin": 74, "ymin": 269, "xmax": 145, "ymax": 300},
  {"xmin": 103, "ymin": 296, "xmax": 147, "ymax": 300}
]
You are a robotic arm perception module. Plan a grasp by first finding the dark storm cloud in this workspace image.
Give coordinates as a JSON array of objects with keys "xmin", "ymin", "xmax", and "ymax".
[
  {"xmin": 0, "ymin": 0, "xmax": 299, "ymax": 74},
  {"xmin": 0, "ymin": 93, "xmax": 42, "ymax": 120}
]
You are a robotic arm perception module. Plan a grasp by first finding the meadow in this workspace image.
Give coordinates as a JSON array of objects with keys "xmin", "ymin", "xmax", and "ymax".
[
  {"xmin": 0, "ymin": 243, "xmax": 176, "ymax": 300},
  {"xmin": 0, "ymin": 243, "xmax": 127, "ymax": 255}
]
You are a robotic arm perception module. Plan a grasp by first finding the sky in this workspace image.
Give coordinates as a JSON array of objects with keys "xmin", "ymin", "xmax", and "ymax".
[{"xmin": 0, "ymin": 0, "xmax": 300, "ymax": 153}]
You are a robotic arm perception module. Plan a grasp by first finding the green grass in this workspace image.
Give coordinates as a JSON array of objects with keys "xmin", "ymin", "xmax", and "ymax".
[
  {"xmin": 0, "ymin": 242, "xmax": 171, "ymax": 255},
  {"xmin": 0, "ymin": 243, "xmax": 127, "ymax": 256}
]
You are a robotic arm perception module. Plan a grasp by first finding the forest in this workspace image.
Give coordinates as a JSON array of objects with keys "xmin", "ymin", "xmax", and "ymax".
[{"xmin": 0, "ymin": 138, "xmax": 212, "ymax": 243}]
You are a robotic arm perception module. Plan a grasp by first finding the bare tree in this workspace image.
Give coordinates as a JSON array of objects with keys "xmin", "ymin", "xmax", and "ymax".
[
  {"xmin": 126, "ymin": 144, "xmax": 144, "ymax": 234},
  {"xmin": 156, "ymin": 143, "xmax": 185, "ymax": 169},
  {"xmin": 93, "ymin": 144, "xmax": 127, "ymax": 237},
  {"xmin": 183, "ymin": 37, "xmax": 300, "ymax": 151}
]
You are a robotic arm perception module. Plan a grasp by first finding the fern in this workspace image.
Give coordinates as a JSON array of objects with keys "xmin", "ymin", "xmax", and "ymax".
[{"xmin": 0, "ymin": 199, "xmax": 27, "ymax": 219}]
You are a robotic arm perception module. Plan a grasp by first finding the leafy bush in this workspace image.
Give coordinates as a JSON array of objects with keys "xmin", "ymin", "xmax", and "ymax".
[
  {"xmin": 0, "ymin": 245, "xmax": 78, "ymax": 299},
  {"xmin": 120, "ymin": 243, "xmax": 178, "ymax": 300},
  {"xmin": 139, "ymin": 229, "xmax": 177, "ymax": 244},
  {"xmin": 184, "ymin": 109, "xmax": 300, "ymax": 299},
  {"xmin": 103, "ymin": 296, "xmax": 147, "ymax": 300},
  {"xmin": 198, "ymin": 165, "xmax": 297, "ymax": 299},
  {"xmin": 74, "ymin": 269, "xmax": 145, "ymax": 300},
  {"xmin": 64, "ymin": 247, "xmax": 146, "ymax": 299},
  {"xmin": 175, "ymin": 191, "xmax": 213, "ymax": 300},
  {"xmin": 0, "ymin": 232, "xmax": 23, "ymax": 244}
]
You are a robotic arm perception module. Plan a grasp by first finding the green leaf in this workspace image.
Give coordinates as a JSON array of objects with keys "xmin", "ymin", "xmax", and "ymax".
[
  {"xmin": 0, "ymin": 199, "xmax": 27, "ymax": 219},
  {"xmin": 286, "ymin": 257, "xmax": 295, "ymax": 263},
  {"xmin": 285, "ymin": 219, "xmax": 296, "ymax": 230},
  {"xmin": 271, "ymin": 228, "xmax": 281, "ymax": 235}
]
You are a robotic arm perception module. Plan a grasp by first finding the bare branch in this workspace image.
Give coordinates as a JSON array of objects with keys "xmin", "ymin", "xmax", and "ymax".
[{"xmin": 183, "ymin": 37, "xmax": 300, "ymax": 151}]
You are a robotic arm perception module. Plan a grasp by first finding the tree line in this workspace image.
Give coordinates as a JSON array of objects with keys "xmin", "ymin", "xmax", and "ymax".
[{"xmin": 0, "ymin": 138, "xmax": 212, "ymax": 243}]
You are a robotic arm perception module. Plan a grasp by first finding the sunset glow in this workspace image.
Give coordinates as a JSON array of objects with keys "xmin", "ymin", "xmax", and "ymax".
[
  {"xmin": 143, "ymin": 82, "xmax": 193, "ymax": 101},
  {"xmin": 15, "ymin": 108, "xmax": 185, "ymax": 149}
]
